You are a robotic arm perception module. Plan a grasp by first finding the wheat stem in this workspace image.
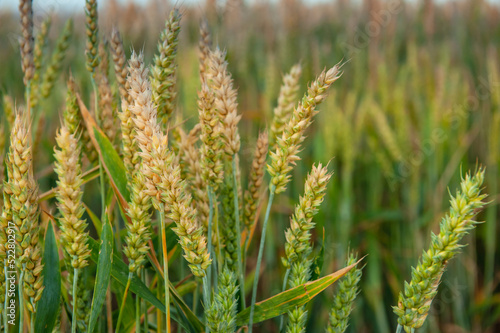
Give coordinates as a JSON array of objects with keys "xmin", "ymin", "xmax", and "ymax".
[
  {"xmin": 30, "ymin": 305, "xmax": 34, "ymax": 333},
  {"xmin": 205, "ymin": 185, "xmax": 215, "ymax": 332},
  {"xmin": 232, "ymin": 156, "xmax": 246, "ymax": 309},
  {"xmin": 136, "ymin": 286, "xmax": 141, "ymax": 333},
  {"xmin": 248, "ymin": 184, "xmax": 276, "ymax": 332},
  {"xmin": 159, "ymin": 205, "xmax": 171, "ymax": 333},
  {"xmin": 71, "ymin": 267, "xmax": 79, "ymax": 333},
  {"xmin": 116, "ymin": 272, "xmax": 132, "ymax": 333}
]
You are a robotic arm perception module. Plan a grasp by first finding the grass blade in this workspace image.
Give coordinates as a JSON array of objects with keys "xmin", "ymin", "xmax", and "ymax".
[
  {"xmin": 33, "ymin": 222, "xmax": 61, "ymax": 333},
  {"xmin": 87, "ymin": 215, "xmax": 114, "ymax": 333},
  {"xmin": 237, "ymin": 259, "xmax": 363, "ymax": 326}
]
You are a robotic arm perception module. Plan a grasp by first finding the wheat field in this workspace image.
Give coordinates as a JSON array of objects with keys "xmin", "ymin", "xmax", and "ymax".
[{"xmin": 0, "ymin": 0, "xmax": 498, "ymax": 332}]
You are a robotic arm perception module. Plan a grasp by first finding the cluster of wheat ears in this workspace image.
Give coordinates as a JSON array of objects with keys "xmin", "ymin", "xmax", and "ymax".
[{"xmin": 0, "ymin": 0, "xmax": 490, "ymax": 332}]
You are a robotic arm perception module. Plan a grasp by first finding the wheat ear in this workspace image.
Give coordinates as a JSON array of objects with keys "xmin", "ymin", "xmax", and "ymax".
[
  {"xmin": 268, "ymin": 64, "xmax": 342, "ymax": 194},
  {"xmin": 270, "ymin": 63, "xmax": 302, "ymax": 147},
  {"xmin": 151, "ymin": 8, "xmax": 181, "ymax": 128},
  {"xmin": 393, "ymin": 168, "xmax": 487, "ymax": 332},
  {"xmin": 326, "ymin": 252, "xmax": 363, "ymax": 333}
]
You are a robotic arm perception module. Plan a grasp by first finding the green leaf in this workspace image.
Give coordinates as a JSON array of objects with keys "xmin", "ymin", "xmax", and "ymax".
[
  {"xmin": 88, "ymin": 237, "xmax": 204, "ymax": 333},
  {"xmin": 34, "ymin": 222, "xmax": 61, "ymax": 332},
  {"xmin": 84, "ymin": 203, "xmax": 102, "ymax": 237},
  {"xmin": 236, "ymin": 259, "xmax": 363, "ymax": 326},
  {"xmin": 93, "ymin": 127, "xmax": 130, "ymax": 202},
  {"xmin": 87, "ymin": 216, "xmax": 114, "ymax": 333}
]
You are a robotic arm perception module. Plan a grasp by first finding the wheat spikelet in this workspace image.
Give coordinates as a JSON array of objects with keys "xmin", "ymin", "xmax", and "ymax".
[
  {"xmin": 3, "ymin": 95, "xmax": 15, "ymax": 128},
  {"xmin": 119, "ymin": 98, "xmax": 140, "ymax": 179},
  {"xmin": 198, "ymin": 19, "xmax": 212, "ymax": 82},
  {"xmin": 283, "ymin": 163, "xmax": 331, "ymax": 333},
  {"xmin": 30, "ymin": 16, "xmax": 51, "ymax": 108},
  {"xmin": 198, "ymin": 83, "xmax": 224, "ymax": 189},
  {"xmin": 19, "ymin": 0, "xmax": 34, "ymax": 86},
  {"xmin": 270, "ymin": 63, "xmax": 302, "ymax": 147},
  {"xmin": 268, "ymin": 64, "xmax": 342, "ymax": 194},
  {"xmin": 393, "ymin": 168, "xmax": 487, "ymax": 331},
  {"xmin": 54, "ymin": 125, "xmax": 92, "ymax": 328},
  {"xmin": 177, "ymin": 126, "xmax": 210, "ymax": 231},
  {"xmin": 243, "ymin": 132, "xmax": 268, "ymax": 231},
  {"xmin": 98, "ymin": 39, "xmax": 110, "ymax": 78},
  {"xmin": 85, "ymin": 0, "xmax": 100, "ymax": 76},
  {"xmin": 64, "ymin": 76, "xmax": 97, "ymax": 163},
  {"xmin": 97, "ymin": 66, "xmax": 119, "ymax": 143},
  {"xmin": 208, "ymin": 48, "xmax": 241, "ymax": 156},
  {"xmin": 3, "ymin": 114, "xmax": 44, "ymax": 312},
  {"xmin": 123, "ymin": 171, "xmax": 152, "ymax": 273},
  {"xmin": 54, "ymin": 125, "xmax": 91, "ymax": 269},
  {"xmin": 326, "ymin": 253, "xmax": 362, "ymax": 333},
  {"xmin": 127, "ymin": 51, "xmax": 211, "ymax": 277},
  {"xmin": 206, "ymin": 267, "xmax": 239, "ymax": 333},
  {"xmin": 41, "ymin": 19, "xmax": 73, "ymax": 99},
  {"xmin": 151, "ymin": 8, "xmax": 181, "ymax": 128},
  {"xmin": 110, "ymin": 28, "xmax": 130, "ymax": 103},
  {"xmin": 64, "ymin": 76, "xmax": 82, "ymax": 135}
]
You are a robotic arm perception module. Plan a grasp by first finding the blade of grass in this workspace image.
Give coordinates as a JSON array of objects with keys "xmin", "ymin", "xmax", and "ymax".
[
  {"xmin": 87, "ymin": 214, "xmax": 113, "ymax": 333},
  {"xmin": 33, "ymin": 222, "xmax": 61, "ymax": 333},
  {"xmin": 238, "ymin": 259, "xmax": 363, "ymax": 326}
]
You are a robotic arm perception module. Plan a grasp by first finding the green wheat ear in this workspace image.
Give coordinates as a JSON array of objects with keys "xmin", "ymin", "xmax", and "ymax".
[
  {"xmin": 326, "ymin": 252, "xmax": 363, "ymax": 333},
  {"xmin": 393, "ymin": 168, "xmax": 487, "ymax": 332},
  {"xmin": 206, "ymin": 266, "xmax": 239, "ymax": 333}
]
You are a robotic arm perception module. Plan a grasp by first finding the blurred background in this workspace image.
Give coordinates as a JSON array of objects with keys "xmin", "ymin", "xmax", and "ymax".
[{"xmin": 1, "ymin": 0, "xmax": 500, "ymax": 332}]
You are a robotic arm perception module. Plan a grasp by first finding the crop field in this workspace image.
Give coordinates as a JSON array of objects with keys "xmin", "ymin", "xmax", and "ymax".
[{"xmin": 0, "ymin": 0, "xmax": 499, "ymax": 332}]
